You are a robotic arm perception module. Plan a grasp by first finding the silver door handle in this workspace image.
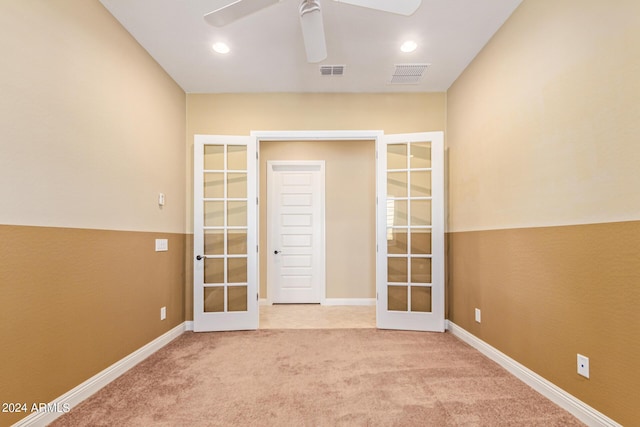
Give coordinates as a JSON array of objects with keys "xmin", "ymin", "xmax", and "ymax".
[
  {"xmin": 196, "ymin": 255, "xmax": 204, "ymax": 260},
  {"xmin": 274, "ymin": 250, "xmax": 281, "ymax": 255}
]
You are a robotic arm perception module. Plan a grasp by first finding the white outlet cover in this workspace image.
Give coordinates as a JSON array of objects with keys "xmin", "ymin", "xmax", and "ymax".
[
  {"xmin": 155, "ymin": 239, "xmax": 168, "ymax": 252},
  {"xmin": 160, "ymin": 306, "xmax": 166, "ymax": 320},
  {"xmin": 475, "ymin": 308, "xmax": 481, "ymax": 323},
  {"xmin": 577, "ymin": 354, "xmax": 589, "ymax": 378}
]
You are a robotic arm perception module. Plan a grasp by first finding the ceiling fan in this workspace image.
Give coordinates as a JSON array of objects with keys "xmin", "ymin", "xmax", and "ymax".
[{"xmin": 204, "ymin": 0, "xmax": 422, "ymax": 63}]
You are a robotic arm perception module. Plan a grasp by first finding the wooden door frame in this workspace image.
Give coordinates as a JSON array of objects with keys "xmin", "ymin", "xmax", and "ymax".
[{"xmin": 266, "ymin": 160, "xmax": 326, "ymax": 304}]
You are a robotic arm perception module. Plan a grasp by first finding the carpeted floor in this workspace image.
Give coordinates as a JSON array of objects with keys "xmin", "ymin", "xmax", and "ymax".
[{"xmin": 50, "ymin": 329, "xmax": 583, "ymax": 426}]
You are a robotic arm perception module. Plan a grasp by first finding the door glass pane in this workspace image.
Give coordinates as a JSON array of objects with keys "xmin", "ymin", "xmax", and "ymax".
[
  {"xmin": 411, "ymin": 231, "xmax": 431, "ymax": 254},
  {"xmin": 387, "ymin": 144, "xmax": 407, "ymax": 169},
  {"xmin": 204, "ymin": 287, "xmax": 224, "ymax": 312},
  {"xmin": 387, "ymin": 172, "xmax": 407, "ymax": 198},
  {"xmin": 204, "ymin": 145, "xmax": 224, "ymax": 170},
  {"xmin": 388, "ymin": 257, "xmax": 408, "ymax": 283},
  {"xmin": 388, "ymin": 200, "xmax": 407, "ymax": 226},
  {"xmin": 387, "ymin": 229, "xmax": 408, "ymax": 254},
  {"xmin": 410, "ymin": 171, "xmax": 431, "ymax": 197},
  {"xmin": 388, "ymin": 285, "xmax": 408, "ymax": 311},
  {"xmin": 204, "ymin": 201, "xmax": 224, "ymax": 227},
  {"xmin": 411, "ymin": 286, "xmax": 432, "ymax": 312},
  {"xmin": 410, "ymin": 142, "xmax": 431, "ymax": 169},
  {"xmin": 228, "ymin": 230, "xmax": 247, "ymax": 254},
  {"xmin": 204, "ymin": 173, "xmax": 224, "ymax": 198},
  {"xmin": 228, "ymin": 201, "xmax": 247, "ymax": 226},
  {"xmin": 411, "ymin": 257, "xmax": 432, "ymax": 283},
  {"xmin": 227, "ymin": 145, "xmax": 247, "ymax": 170},
  {"xmin": 227, "ymin": 173, "xmax": 247, "ymax": 198},
  {"xmin": 410, "ymin": 200, "xmax": 432, "ymax": 226},
  {"xmin": 204, "ymin": 230, "xmax": 224, "ymax": 255},
  {"xmin": 204, "ymin": 258, "xmax": 224, "ymax": 283},
  {"xmin": 228, "ymin": 257, "xmax": 247, "ymax": 283},
  {"xmin": 228, "ymin": 286, "xmax": 248, "ymax": 312}
]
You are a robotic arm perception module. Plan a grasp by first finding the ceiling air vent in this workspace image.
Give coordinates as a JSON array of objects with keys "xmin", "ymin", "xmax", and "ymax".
[
  {"xmin": 320, "ymin": 65, "xmax": 345, "ymax": 76},
  {"xmin": 389, "ymin": 63, "xmax": 429, "ymax": 84}
]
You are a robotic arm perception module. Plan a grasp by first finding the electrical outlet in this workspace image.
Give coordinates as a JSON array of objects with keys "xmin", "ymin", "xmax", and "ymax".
[
  {"xmin": 160, "ymin": 306, "xmax": 166, "ymax": 320},
  {"xmin": 475, "ymin": 308, "xmax": 481, "ymax": 323},
  {"xmin": 577, "ymin": 354, "xmax": 589, "ymax": 378}
]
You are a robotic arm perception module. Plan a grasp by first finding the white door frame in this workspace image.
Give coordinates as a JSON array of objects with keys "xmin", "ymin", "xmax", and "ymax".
[
  {"xmin": 266, "ymin": 161, "xmax": 326, "ymax": 304},
  {"xmin": 194, "ymin": 130, "xmax": 444, "ymax": 332},
  {"xmin": 254, "ymin": 130, "xmax": 383, "ymax": 308}
]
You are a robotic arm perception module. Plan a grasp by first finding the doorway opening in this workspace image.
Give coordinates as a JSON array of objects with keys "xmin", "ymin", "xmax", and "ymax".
[{"xmin": 259, "ymin": 139, "xmax": 376, "ymax": 328}]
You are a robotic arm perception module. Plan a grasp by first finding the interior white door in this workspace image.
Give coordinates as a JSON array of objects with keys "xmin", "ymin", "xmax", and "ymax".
[
  {"xmin": 376, "ymin": 132, "xmax": 445, "ymax": 332},
  {"xmin": 267, "ymin": 161, "xmax": 325, "ymax": 304},
  {"xmin": 193, "ymin": 135, "xmax": 258, "ymax": 332}
]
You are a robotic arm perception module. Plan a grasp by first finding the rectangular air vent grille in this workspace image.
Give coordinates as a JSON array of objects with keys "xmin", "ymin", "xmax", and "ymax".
[
  {"xmin": 320, "ymin": 65, "xmax": 345, "ymax": 76},
  {"xmin": 390, "ymin": 64, "xmax": 429, "ymax": 84}
]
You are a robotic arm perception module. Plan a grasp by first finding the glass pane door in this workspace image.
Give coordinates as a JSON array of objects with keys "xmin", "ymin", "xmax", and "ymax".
[
  {"xmin": 194, "ymin": 135, "xmax": 257, "ymax": 332},
  {"xmin": 377, "ymin": 133, "xmax": 444, "ymax": 332}
]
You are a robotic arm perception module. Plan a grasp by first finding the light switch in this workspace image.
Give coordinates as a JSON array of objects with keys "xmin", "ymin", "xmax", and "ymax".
[
  {"xmin": 155, "ymin": 239, "xmax": 168, "ymax": 252},
  {"xmin": 158, "ymin": 193, "xmax": 165, "ymax": 206}
]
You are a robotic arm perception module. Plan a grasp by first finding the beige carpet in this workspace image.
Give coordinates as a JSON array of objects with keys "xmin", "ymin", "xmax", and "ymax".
[{"xmin": 51, "ymin": 329, "xmax": 583, "ymax": 426}]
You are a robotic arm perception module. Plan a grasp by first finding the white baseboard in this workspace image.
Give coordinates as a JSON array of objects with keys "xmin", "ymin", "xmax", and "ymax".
[
  {"xmin": 13, "ymin": 322, "xmax": 188, "ymax": 427},
  {"xmin": 323, "ymin": 298, "xmax": 376, "ymax": 306},
  {"xmin": 184, "ymin": 320, "xmax": 194, "ymax": 331},
  {"xmin": 447, "ymin": 322, "xmax": 621, "ymax": 427}
]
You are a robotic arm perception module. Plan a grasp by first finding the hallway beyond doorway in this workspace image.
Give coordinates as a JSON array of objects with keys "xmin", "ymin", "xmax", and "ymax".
[{"xmin": 259, "ymin": 304, "xmax": 375, "ymax": 329}]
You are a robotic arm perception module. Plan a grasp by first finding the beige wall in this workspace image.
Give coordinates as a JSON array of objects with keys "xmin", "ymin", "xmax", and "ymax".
[
  {"xmin": 446, "ymin": 0, "xmax": 640, "ymax": 424},
  {"xmin": 0, "ymin": 2, "xmax": 187, "ymax": 425},
  {"xmin": 0, "ymin": 0, "xmax": 186, "ymax": 233},
  {"xmin": 447, "ymin": 0, "xmax": 640, "ymax": 233},
  {"xmin": 260, "ymin": 141, "xmax": 376, "ymax": 300}
]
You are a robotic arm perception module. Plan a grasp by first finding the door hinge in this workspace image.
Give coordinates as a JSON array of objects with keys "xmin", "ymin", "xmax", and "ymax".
[
  {"xmin": 376, "ymin": 244, "xmax": 378, "ymax": 253},
  {"xmin": 377, "ymin": 292, "xmax": 379, "ymax": 300},
  {"xmin": 256, "ymin": 152, "xmax": 259, "ymax": 160},
  {"xmin": 256, "ymin": 197, "xmax": 259, "ymax": 205},
  {"xmin": 257, "ymin": 293, "xmax": 259, "ymax": 301},
  {"xmin": 257, "ymin": 245, "xmax": 259, "ymax": 253}
]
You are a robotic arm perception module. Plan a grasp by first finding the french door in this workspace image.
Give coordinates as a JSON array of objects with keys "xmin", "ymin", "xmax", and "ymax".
[
  {"xmin": 193, "ymin": 131, "xmax": 444, "ymax": 333},
  {"xmin": 376, "ymin": 132, "xmax": 445, "ymax": 332},
  {"xmin": 193, "ymin": 135, "xmax": 258, "ymax": 332}
]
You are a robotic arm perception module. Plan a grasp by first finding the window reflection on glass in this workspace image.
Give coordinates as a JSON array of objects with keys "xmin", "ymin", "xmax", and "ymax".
[
  {"xmin": 410, "ymin": 142, "xmax": 431, "ymax": 169},
  {"xmin": 204, "ymin": 145, "xmax": 224, "ymax": 170},
  {"xmin": 204, "ymin": 201, "xmax": 224, "ymax": 227},
  {"xmin": 387, "ymin": 172, "xmax": 408, "ymax": 198},
  {"xmin": 387, "ymin": 144, "xmax": 407, "ymax": 169},
  {"xmin": 227, "ymin": 145, "xmax": 247, "ymax": 170}
]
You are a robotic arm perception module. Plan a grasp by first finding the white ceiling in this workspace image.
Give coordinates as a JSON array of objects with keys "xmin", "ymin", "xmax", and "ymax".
[{"xmin": 98, "ymin": 0, "xmax": 523, "ymax": 93}]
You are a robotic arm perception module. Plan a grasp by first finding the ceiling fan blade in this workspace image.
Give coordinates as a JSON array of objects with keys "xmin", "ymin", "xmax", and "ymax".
[
  {"xmin": 333, "ymin": 0, "xmax": 421, "ymax": 16},
  {"xmin": 204, "ymin": 0, "xmax": 280, "ymax": 27},
  {"xmin": 299, "ymin": 1, "xmax": 327, "ymax": 63}
]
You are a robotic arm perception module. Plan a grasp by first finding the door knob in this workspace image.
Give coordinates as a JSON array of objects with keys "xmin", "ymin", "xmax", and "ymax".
[
  {"xmin": 196, "ymin": 255, "xmax": 204, "ymax": 260},
  {"xmin": 274, "ymin": 250, "xmax": 280, "ymax": 254}
]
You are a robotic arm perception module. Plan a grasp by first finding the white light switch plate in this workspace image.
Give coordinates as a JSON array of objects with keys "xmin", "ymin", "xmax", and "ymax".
[{"xmin": 155, "ymin": 239, "xmax": 168, "ymax": 252}]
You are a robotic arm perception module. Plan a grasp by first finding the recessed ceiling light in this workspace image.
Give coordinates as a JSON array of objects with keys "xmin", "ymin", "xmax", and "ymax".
[
  {"xmin": 212, "ymin": 42, "xmax": 230, "ymax": 54},
  {"xmin": 400, "ymin": 40, "xmax": 417, "ymax": 53}
]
